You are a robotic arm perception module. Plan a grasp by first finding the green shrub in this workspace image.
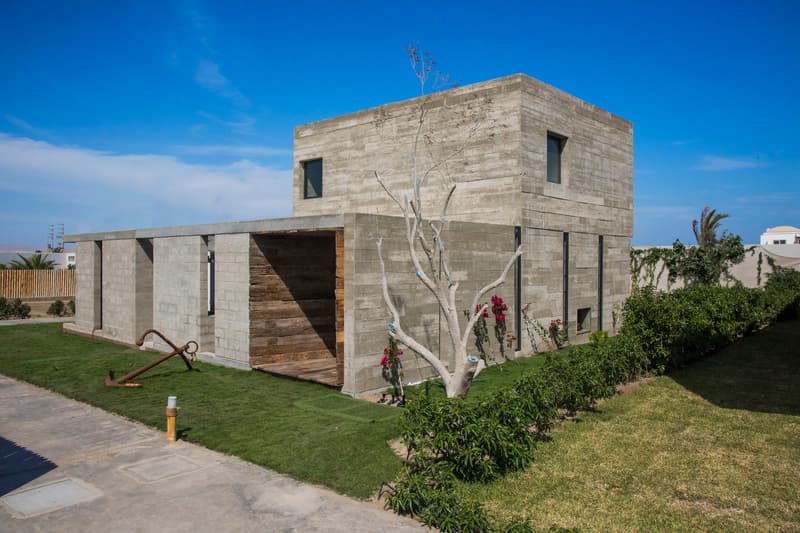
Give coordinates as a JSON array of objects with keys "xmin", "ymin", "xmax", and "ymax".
[
  {"xmin": 47, "ymin": 300, "xmax": 65, "ymax": 316},
  {"xmin": 68, "ymin": 299, "xmax": 75, "ymax": 315},
  {"xmin": 390, "ymin": 279, "xmax": 800, "ymax": 529},
  {"xmin": 0, "ymin": 297, "xmax": 31, "ymax": 319},
  {"xmin": 401, "ymin": 394, "xmax": 533, "ymax": 483},
  {"xmin": 385, "ymin": 464, "xmax": 490, "ymax": 532}
]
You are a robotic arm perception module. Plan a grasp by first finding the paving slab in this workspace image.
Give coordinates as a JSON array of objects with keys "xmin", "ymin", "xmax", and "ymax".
[{"xmin": 0, "ymin": 375, "xmax": 424, "ymax": 532}]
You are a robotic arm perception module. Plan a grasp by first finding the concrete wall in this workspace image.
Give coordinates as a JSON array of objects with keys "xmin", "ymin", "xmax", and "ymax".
[
  {"xmin": 153, "ymin": 236, "xmax": 214, "ymax": 352},
  {"xmin": 633, "ymin": 245, "xmax": 800, "ymax": 292},
  {"xmin": 293, "ymin": 75, "xmax": 524, "ymax": 226},
  {"xmin": 73, "ymin": 240, "xmax": 101, "ymax": 331},
  {"xmin": 342, "ymin": 213, "xmax": 517, "ymax": 396},
  {"xmin": 294, "ymin": 74, "xmax": 633, "ymax": 349},
  {"xmin": 87, "ymin": 239, "xmax": 155, "ymax": 344},
  {"xmin": 518, "ymin": 76, "xmax": 633, "ymax": 341},
  {"xmin": 212, "ymin": 233, "xmax": 250, "ymax": 367}
]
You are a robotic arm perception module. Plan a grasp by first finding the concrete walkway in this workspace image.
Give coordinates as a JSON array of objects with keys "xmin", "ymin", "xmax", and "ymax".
[{"xmin": 0, "ymin": 375, "xmax": 423, "ymax": 532}]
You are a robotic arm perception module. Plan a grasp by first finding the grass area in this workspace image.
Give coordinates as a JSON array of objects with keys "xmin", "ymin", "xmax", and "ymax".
[
  {"xmin": 3, "ymin": 320, "xmax": 798, "ymax": 527},
  {"xmin": 0, "ymin": 324, "xmax": 402, "ymax": 498},
  {"xmin": 464, "ymin": 320, "xmax": 800, "ymax": 531}
]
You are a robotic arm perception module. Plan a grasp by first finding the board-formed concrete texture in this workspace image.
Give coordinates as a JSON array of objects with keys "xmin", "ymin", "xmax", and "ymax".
[
  {"xmin": 343, "ymin": 213, "xmax": 517, "ymax": 395},
  {"xmin": 65, "ymin": 74, "xmax": 633, "ymax": 396},
  {"xmin": 294, "ymin": 74, "xmax": 633, "ymax": 345}
]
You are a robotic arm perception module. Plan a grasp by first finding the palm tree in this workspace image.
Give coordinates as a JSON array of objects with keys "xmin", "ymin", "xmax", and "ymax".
[
  {"xmin": 8, "ymin": 253, "xmax": 56, "ymax": 270},
  {"xmin": 692, "ymin": 206, "xmax": 730, "ymax": 247}
]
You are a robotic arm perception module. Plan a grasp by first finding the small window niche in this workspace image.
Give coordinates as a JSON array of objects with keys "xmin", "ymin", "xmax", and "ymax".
[
  {"xmin": 577, "ymin": 307, "xmax": 591, "ymax": 334},
  {"xmin": 547, "ymin": 132, "xmax": 566, "ymax": 184},
  {"xmin": 303, "ymin": 158, "xmax": 323, "ymax": 199}
]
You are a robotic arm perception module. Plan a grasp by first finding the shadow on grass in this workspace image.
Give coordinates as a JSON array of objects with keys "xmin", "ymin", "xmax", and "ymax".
[{"xmin": 670, "ymin": 320, "xmax": 800, "ymax": 416}]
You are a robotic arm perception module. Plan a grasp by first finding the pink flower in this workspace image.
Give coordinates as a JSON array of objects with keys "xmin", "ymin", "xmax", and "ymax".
[{"xmin": 380, "ymin": 356, "xmax": 389, "ymax": 367}]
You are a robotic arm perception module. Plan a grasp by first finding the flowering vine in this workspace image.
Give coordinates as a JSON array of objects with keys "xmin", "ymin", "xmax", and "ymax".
[{"xmin": 380, "ymin": 336, "xmax": 405, "ymax": 404}]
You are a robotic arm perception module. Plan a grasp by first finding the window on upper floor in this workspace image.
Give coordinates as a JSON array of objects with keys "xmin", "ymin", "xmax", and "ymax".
[
  {"xmin": 303, "ymin": 159, "xmax": 323, "ymax": 199},
  {"xmin": 547, "ymin": 133, "xmax": 566, "ymax": 184}
]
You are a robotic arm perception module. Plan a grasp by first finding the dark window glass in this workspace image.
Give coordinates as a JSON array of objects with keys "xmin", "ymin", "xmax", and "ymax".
[
  {"xmin": 547, "ymin": 134, "xmax": 564, "ymax": 183},
  {"xmin": 303, "ymin": 159, "xmax": 323, "ymax": 199},
  {"xmin": 577, "ymin": 307, "xmax": 591, "ymax": 333},
  {"xmin": 563, "ymin": 232, "xmax": 569, "ymax": 324}
]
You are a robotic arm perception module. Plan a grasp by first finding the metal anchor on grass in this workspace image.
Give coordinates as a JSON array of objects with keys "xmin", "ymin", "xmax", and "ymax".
[{"xmin": 105, "ymin": 329, "xmax": 198, "ymax": 388}]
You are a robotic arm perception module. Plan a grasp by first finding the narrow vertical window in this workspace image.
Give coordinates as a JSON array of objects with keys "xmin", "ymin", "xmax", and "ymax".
[
  {"xmin": 547, "ymin": 133, "xmax": 565, "ymax": 183},
  {"xmin": 96, "ymin": 240, "xmax": 103, "ymax": 330},
  {"xmin": 204, "ymin": 236, "xmax": 215, "ymax": 315},
  {"xmin": 562, "ymin": 232, "xmax": 569, "ymax": 325},
  {"xmin": 303, "ymin": 158, "xmax": 323, "ymax": 199},
  {"xmin": 598, "ymin": 235, "xmax": 604, "ymax": 331},
  {"xmin": 207, "ymin": 250, "xmax": 215, "ymax": 315},
  {"xmin": 514, "ymin": 226, "xmax": 522, "ymax": 351}
]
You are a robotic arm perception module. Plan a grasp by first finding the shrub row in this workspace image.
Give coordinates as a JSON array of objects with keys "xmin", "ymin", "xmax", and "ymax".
[
  {"xmin": 0, "ymin": 297, "xmax": 31, "ymax": 320},
  {"xmin": 47, "ymin": 299, "xmax": 75, "ymax": 317},
  {"xmin": 386, "ymin": 268, "xmax": 800, "ymax": 532}
]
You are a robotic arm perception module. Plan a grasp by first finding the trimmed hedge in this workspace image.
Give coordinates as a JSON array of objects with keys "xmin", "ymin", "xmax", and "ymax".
[{"xmin": 386, "ymin": 269, "xmax": 800, "ymax": 531}]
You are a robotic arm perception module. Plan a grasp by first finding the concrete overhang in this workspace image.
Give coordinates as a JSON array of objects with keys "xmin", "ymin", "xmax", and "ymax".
[{"xmin": 64, "ymin": 215, "xmax": 345, "ymax": 243}]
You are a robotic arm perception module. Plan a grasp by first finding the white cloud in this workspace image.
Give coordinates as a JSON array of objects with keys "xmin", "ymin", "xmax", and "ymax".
[
  {"xmin": 5, "ymin": 115, "xmax": 51, "ymax": 139},
  {"xmin": 196, "ymin": 110, "xmax": 256, "ymax": 135},
  {"xmin": 0, "ymin": 133, "xmax": 293, "ymax": 230},
  {"xmin": 194, "ymin": 60, "xmax": 250, "ymax": 108},
  {"xmin": 174, "ymin": 144, "xmax": 291, "ymax": 157},
  {"xmin": 695, "ymin": 155, "xmax": 763, "ymax": 172}
]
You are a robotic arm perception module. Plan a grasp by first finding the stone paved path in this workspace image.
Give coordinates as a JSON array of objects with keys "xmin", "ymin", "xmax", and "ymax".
[{"xmin": 0, "ymin": 375, "xmax": 424, "ymax": 532}]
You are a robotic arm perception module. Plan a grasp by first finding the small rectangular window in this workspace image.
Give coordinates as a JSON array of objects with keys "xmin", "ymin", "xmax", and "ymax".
[
  {"xmin": 547, "ymin": 133, "xmax": 565, "ymax": 183},
  {"xmin": 577, "ymin": 307, "xmax": 591, "ymax": 333},
  {"xmin": 303, "ymin": 159, "xmax": 323, "ymax": 199}
]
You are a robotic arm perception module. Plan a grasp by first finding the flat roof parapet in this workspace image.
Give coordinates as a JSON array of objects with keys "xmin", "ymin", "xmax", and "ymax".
[{"xmin": 65, "ymin": 214, "xmax": 345, "ymax": 243}]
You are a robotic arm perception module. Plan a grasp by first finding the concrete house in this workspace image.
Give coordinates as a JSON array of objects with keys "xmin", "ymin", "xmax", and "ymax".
[{"xmin": 65, "ymin": 74, "xmax": 633, "ymax": 396}]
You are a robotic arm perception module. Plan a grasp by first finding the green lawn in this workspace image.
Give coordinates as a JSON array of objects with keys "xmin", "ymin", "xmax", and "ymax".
[
  {"xmin": 464, "ymin": 319, "xmax": 800, "ymax": 531},
  {"xmin": 0, "ymin": 324, "xmax": 402, "ymax": 498},
  {"xmin": 2, "ymin": 320, "xmax": 798, "ymax": 528}
]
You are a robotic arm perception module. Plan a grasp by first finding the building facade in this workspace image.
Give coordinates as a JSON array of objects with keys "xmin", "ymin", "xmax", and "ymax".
[{"xmin": 65, "ymin": 74, "xmax": 633, "ymax": 396}]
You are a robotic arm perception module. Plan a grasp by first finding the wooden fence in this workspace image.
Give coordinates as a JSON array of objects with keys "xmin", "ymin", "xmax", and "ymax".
[{"xmin": 0, "ymin": 270, "xmax": 75, "ymax": 299}]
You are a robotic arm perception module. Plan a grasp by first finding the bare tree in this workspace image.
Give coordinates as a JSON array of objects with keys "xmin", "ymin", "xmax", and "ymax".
[{"xmin": 374, "ymin": 47, "xmax": 522, "ymax": 398}]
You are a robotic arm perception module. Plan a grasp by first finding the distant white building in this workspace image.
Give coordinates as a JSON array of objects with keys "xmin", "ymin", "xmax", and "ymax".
[
  {"xmin": 760, "ymin": 226, "xmax": 800, "ymax": 246},
  {"xmin": 0, "ymin": 250, "xmax": 76, "ymax": 269}
]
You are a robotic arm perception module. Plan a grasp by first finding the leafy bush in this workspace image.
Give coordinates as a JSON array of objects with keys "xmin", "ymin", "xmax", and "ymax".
[
  {"xmin": 0, "ymin": 297, "xmax": 31, "ymax": 319},
  {"xmin": 47, "ymin": 300, "xmax": 66, "ymax": 316},
  {"xmin": 390, "ymin": 280, "xmax": 800, "ymax": 529},
  {"xmin": 385, "ymin": 464, "xmax": 490, "ymax": 532},
  {"xmin": 401, "ymin": 393, "xmax": 533, "ymax": 482},
  {"xmin": 68, "ymin": 299, "xmax": 75, "ymax": 315}
]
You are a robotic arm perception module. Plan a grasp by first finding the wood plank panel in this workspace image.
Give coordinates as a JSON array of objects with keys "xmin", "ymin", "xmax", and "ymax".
[
  {"xmin": 0, "ymin": 270, "xmax": 75, "ymax": 299},
  {"xmin": 249, "ymin": 232, "xmax": 339, "ymax": 366}
]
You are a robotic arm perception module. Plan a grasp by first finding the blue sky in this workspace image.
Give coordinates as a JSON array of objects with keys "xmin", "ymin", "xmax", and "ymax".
[{"xmin": 1, "ymin": 0, "xmax": 797, "ymax": 249}]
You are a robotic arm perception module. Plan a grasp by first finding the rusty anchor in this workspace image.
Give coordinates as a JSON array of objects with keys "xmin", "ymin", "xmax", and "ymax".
[{"xmin": 105, "ymin": 329, "xmax": 198, "ymax": 388}]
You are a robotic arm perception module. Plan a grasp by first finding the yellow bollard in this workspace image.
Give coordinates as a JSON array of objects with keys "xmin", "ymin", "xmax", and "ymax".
[{"xmin": 166, "ymin": 396, "xmax": 177, "ymax": 442}]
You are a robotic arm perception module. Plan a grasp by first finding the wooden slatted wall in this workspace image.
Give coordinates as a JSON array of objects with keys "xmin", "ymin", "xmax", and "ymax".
[
  {"xmin": 249, "ymin": 232, "xmax": 337, "ymax": 367},
  {"xmin": 0, "ymin": 270, "xmax": 75, "ymax": 299},
  {"xmin": 335, "ymin": 229, "xmax": 344, "ymax": 384}
]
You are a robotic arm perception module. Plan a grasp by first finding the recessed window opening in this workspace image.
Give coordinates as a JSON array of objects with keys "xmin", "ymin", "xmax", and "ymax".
[
  {"xmin": 598, "ymin": 235, "xmax": 604, "ymax": 331},
  {"xmin": 547, "ymin": 133, "xmax": 566, "ymax": 184},
  {"xmin": 204, "ymin": 236, "xmax": 215, "ymax": 315},
  {"xmin": 303, "ymin": 158, "xmax": 323, "ymax": 199},
  {"xmin": 563, "ymin": 232, "xmax": 569, "ymax": 325},
  {"xmin": 577, "ymin": 307, "xmax": 591, "ymax": 334}
]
